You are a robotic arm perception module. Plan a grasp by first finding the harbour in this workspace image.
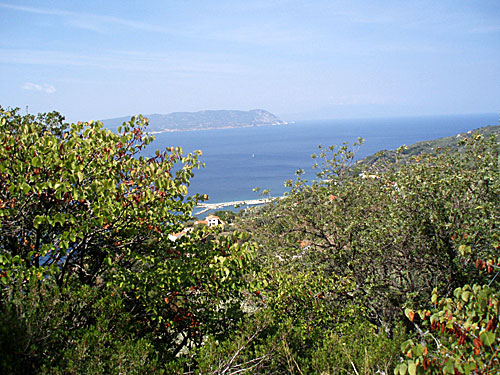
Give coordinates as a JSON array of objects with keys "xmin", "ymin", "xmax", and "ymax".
[{"xmin": 195, "ymin": 197, "xmax": 275, "ymax": 215}]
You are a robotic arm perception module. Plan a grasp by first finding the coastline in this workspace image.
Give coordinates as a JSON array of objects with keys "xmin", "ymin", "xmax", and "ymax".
[
  {"xmin": 195, "ymin": 197, "xmax": 276, "ymax": 215},
  {"xmin": 158, "ymin": 113, "xmax": 498, "ymax": 211},
  {"xmin": 149, "ymin": 121, "xmax": 292, "ymax": 134}
]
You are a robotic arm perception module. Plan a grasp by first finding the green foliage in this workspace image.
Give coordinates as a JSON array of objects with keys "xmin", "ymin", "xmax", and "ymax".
[
  {"xmin": 233, "ymin": 130, "xmax": 500, "ymax": 373},
  {"xmin": 0, "ymin": 107, "xmax": 257, "ymax": 371},
  {"xmin": 186, "ymin": 292, "xmax": 404, "ymax": 374},
  {"xmin": 0, "ymin": 107, "xmax": 202, "ymax": 289},
  {"xmin": 396, "ymin": 269, "xmax": 500, "ymax": 374},
  {"xmin": 311, "ymin": 137, "xmax": 365, "ymax": 180},
  {"xmin": 357, "ymin": 124, "xmax": 500, "ymax": 168},
  {"xmin": 242, "ymin": 133, "xmax": 500, "ymax": 335},
  {"xmin": 2, "ymin": 106, "xmax": 499, "ymax": 373},
  {"xmin": 167, "ymin": 251, "xmax": 405, "ymax": 374},
  {"xmin": 214, "ymin": 209, "xmax": 237, "ymax": 223},
  {"xmin": 0, "ymin": 277, "xmax": 163, "ymax": 374}
]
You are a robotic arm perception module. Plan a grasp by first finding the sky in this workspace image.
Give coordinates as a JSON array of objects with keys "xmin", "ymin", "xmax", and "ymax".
[{"xmin": 0, "ymin": 0, "xmax": 499, "ymax": 122}]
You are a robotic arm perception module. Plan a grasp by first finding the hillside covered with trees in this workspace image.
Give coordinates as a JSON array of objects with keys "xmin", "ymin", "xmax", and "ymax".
[
  {"xmin": 102, "ymin": 109, "xmax": 287, "ymax": 133},
  {"xmin": 1, "ymin": 107, "xmax": 499, "ymax": 374}
]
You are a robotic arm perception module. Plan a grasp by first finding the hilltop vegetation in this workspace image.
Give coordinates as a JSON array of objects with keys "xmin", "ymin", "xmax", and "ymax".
[
  {"xmin": 357, "ymin": 124, "xmax": 500, "ymax": 167},
  {"xmin": 1, "ymin": 107, "xmax": 499, "ymax": 374},
  {"xmin": 102, "ymin": 109, "xmax": 286, "ymax": 132}
]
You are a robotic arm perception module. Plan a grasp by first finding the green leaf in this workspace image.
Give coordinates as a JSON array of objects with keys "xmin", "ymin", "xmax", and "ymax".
[
  {"xmin": 408, "ymin": 362, "xmax": 417, "ymax": 375},
  {"xmin": 431, "ymin": 293, "xmax": 438, "ymax": 304},
  {"xmin": 22, "ymin": 182, "xmax": 30, "ymax": 194},
  {"xmin": 464, "ymin": 361, "xmax": 478, "ymax": 373},
  {"xmin": 413, "ymin": 344, "xmax": 424, "ymax": 357},
  {"xmin": 462, "ymin": 291, "xmax": 472, "ymax": 302},
  {"xmin": 401, "ymin": 339, "xmax": 414, "ymax": 353},
  {"xmin": 443, "ymin": 358, "xmax": 455, "ymax": 374},
  {"xmin": 458, "ymin": 244, "xmax": 471, "ymax": 255},
  {"xmin": 480, "ymin": 331, "xmax": 496, "ymax": 346}
]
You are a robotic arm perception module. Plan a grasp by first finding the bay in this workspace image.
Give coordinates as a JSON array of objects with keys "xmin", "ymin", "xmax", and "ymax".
[{"xmin": 146, "ymin": 113, "xmax": 498, "ymax": 204}]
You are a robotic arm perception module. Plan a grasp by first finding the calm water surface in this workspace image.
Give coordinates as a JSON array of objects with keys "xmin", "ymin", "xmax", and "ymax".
[{"xmin": 146, "ymin": 113, "xmax": 498, "ymax": 203}]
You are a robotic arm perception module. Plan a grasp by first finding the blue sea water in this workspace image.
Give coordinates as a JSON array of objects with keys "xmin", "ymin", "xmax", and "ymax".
[{"xmin": 146, "ymin": 113, "xmax": 498, "ymax": 204}]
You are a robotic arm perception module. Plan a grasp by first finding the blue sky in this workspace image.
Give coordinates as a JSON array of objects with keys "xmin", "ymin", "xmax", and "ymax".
[{"xmin": 1, "ymin": 0, "xmax": 499, "ymax": 122}]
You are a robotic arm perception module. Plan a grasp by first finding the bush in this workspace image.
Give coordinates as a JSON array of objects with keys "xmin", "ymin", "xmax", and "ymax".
[{"xmin": 0, "ymin": 107, "xmax": 257, "ymax": 371}]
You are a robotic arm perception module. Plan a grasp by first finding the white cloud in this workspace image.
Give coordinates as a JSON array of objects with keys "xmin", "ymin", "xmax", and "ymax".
[
  {"xmin": 44, "ymin": 85, "xmax": 56, "ymax": 94},
  {"xmin": 0, "ymin": 2, "xmax": 181, "ymax": 35},
  {"xmin": 0, "ymin": 2, "xmax": 311, "ymax": 47},
  {"xmin": 22, "ymin": 82, "xmax": 56, "ymax": 94},
  {"xmin": 3, "ymin": 49, "xmax": 250, "ymax": 76},
  {"xmin": 469, "ymin": 25, "xmax": 500, "ymax": 34},
  {"xmin": 22, "ymin": 82, "xmax": 42, "ymax": 91}
]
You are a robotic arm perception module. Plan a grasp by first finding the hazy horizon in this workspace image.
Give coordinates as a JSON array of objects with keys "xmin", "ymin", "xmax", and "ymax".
[
  {"xmin": 99, "ymin": 109, "xmax": 499, "ymax": 125},
  {"xmin": 1, "ymin": 0, "xmax": 499, "ymax": 123}
]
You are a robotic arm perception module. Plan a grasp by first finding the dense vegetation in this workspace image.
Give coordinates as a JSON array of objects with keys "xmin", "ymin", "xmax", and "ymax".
[
  {"xmin": 357, "ymin": 124, "xmax": 500, "ymax": 167},
  {"xmin": 1, "ymin": 107, "xmax": 499, "ymax": 374}
]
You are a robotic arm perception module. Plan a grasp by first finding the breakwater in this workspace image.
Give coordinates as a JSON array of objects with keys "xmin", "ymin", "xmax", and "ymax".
[{"xmin": 195, "ymin": 197, "xmax": 274, "ymax": 215}]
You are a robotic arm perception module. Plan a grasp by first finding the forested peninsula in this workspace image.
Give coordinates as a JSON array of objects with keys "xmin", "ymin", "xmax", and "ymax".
[
  {"xmin": 1, "ymin": 107, "xmax": 499, "ymax": 374},
  {"xmin": 102, "ymin": 109, "xmax": 287, "ymax": 133}
]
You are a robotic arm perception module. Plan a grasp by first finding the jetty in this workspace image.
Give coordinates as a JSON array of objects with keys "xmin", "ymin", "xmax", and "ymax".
[{"xmin": 195, "ymin": 197, "xmax": 275, "ymax": 215}]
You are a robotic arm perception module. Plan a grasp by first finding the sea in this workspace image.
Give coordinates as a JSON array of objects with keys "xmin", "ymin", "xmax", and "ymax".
[{"xmin": 144, "ymin": 113, "xmax": 498, "ymax": 208}]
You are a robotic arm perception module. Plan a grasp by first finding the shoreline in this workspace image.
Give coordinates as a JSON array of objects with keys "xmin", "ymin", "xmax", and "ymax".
[
  {"xmin": 149, "ymin": 121, "xmax": 292, "ymax": 134},
  {"xmin": 195, "ymin": 197, "xmax": 276, "ymax": 215}
]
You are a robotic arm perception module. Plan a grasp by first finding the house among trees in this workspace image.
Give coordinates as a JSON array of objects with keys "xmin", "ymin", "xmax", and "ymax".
[
  {"xmin": 169, "ymin": 215, "xmax": 224, "ymax": 242},
  {"xmin": 168, "ymin": 230, "xmax": 188, "ymax": 242},
  {"xmin": 194, "ymin": 214, "xmax": 224, "ymax": 227}
]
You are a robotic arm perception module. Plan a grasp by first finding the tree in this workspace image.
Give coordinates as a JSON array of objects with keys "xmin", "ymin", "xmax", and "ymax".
[
  {"xmin": 0, "ymin": 107, "xmax": 256, "ymax": 371},
  {"xmin": 397, "ymin": 274, "xmax": 500, "ymax": 374},
  {"xmin": 0, "ymin": 107, "xmax": 201, "ymax": 288},
  {"xmin": 239, "ymin": 132, "xmax": 500, "ymax": 335}
]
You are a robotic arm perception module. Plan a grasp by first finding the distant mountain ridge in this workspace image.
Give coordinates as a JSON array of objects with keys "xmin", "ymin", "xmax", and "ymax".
[{"xmin": 102, "ymin": 109, "xmax": 287, "ymax": 132}]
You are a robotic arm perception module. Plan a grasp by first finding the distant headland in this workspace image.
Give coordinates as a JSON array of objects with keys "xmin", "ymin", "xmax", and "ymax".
[{"xmin": 102, "ymin": 109, "xmax": 289, "ymax": 133}]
